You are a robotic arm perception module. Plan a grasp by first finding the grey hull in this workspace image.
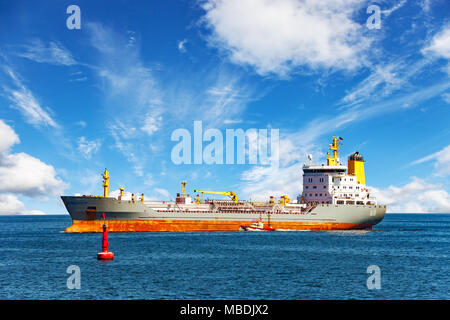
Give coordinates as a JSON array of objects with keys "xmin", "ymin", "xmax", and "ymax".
[{"xmin": 61, "ymin": 196, "xmax": 386, "ymax": 228}]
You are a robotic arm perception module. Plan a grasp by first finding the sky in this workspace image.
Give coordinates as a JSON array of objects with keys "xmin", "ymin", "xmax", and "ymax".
[{"xmin": 0, "ymin": 0, "xmax": 449, "ymax": 215}]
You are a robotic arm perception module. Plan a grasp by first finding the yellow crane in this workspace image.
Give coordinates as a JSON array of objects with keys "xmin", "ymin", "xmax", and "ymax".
[{"xmin": 193, "ymin": 190, "xmax": 239, "ymax": 204}]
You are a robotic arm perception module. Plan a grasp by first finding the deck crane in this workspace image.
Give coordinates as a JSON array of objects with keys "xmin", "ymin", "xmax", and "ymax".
[{"xmin": 193, "ymin": 190, "xmax": 239, "ymax": 204}]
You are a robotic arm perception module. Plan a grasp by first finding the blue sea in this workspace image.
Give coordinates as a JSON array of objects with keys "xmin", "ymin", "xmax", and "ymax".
[{"xmin": 0, "ymin": 214, "xmax": 448, "ymax": 300}]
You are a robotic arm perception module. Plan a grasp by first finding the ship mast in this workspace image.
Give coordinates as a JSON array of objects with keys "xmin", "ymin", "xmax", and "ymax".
[
  {"xmin": 326, "ymin": 136, "xmax": 343, "ymax": 166},
  {"xmin": 102, "ymin": 169, "xmax": 109, "ymax": 197}
]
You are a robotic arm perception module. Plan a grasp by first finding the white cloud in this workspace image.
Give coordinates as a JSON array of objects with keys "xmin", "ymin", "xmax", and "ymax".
[
  {"xmin": 69, "ymin": 76, "xmax": 87, "ymax": 82},
  {"xmin": 0, "ymin": 194, "xmax": 47, "ymax": 215},
  {"xmin": 79, "ymin": 170, "xmax": 102, "ymax": 195},
  {"xmin": 239, "ymin": 131, "xmax": 319, "ymax": 201},
  {"xmin": 77, "ymin": 136, "xmax": 101, "ymax": 159},
  {"xmin": 17, "ymin": 39, "xmax": 77, "ymax": 66},
  {"xmin": 141, "ymin": 114, "xmax": 163, "ymax": 136},
  {"xmin": 154, "ymin": 188, "xmax": 170, "ymax": 198},
  {"xmin": 422, "ymin": 24, "xmax": 450, "ymax": 59},
  {"xmin": 240, "ymin": 163, "xmax": 304, "ymax": 201},
  {"xmin": 0, "ymin": 194, "xmax": 25, "ymax": 215},
  {"xmin": 420, "ymin": 0, "xmax": 432, "ymax": 12},
  {"xmin": 201, "ymin": 0, "xmax": 371, "ymax": 76},
  {"xmin": 109, "ymin": 189, "xmax": 133, "ymax": 200},
  {"xmin": 223, "ymin": 119, "xmax": 243, "ymax": 124},
  {"xmin": 0, "ymin": 120, "xmax": 67, "ymax": 197},
  {"xmin": 442, "ymin": 93, "xmax": 450, "ymax": 103},
  {"xmin": 0, "ymin": 120, "xmax": 20, "ymax": 154},
  {"xmin": 177, "ymin": 39, "xmax": 188, "ymax": 53},
  {"xmin": 75, "ymin": 120, "xmax": 87, "ymax": 128},
  {"xmin": 370, "ymin": 177, "xmax": 450, "ymax": 213},
  {"xmin": 410, "ymin": 144, "xmax": 450, "ymax": 177},
  {"xmin": 0, "ymin": 151, "xmax": 67, "ymax": 197},
  {"xmin": 2, "ymin": 67, "xmax": 58, "ymax": 128}
]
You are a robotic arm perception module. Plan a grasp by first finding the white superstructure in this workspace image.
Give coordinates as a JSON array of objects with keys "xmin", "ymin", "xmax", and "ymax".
[{"xmin": 298, "ymin": 137, "xmax": 377, "ymax": 206}]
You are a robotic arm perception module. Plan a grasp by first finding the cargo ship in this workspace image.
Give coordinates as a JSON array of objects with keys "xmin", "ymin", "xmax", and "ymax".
[{"xmin": 62, "ymin": 136, "xmax": 386, "ymax": 232}]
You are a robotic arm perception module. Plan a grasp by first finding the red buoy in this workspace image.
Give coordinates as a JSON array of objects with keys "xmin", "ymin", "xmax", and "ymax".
[{"xmin": 97, "ymin": 213, "xmax": 114, "ymax": 260}]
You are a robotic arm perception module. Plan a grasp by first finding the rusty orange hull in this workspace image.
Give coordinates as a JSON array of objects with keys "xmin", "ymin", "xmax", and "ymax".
[{"xmin": 65, "ymin": 219, "xmax": 372, "ymax": 233}]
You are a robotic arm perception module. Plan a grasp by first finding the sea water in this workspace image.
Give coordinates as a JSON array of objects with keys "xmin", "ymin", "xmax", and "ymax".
[{"xmin": 0, "ymin": 214, "xmax": 448, "ymax": 299}]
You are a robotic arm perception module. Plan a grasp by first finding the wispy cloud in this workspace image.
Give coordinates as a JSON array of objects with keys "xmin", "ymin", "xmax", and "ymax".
[
  {"xmin": 165, "ymin": 66, "xmax": 258, "ymax": 129},
  {"xmin": 16, "ymin": 39, "xmax": 77, "ymax": 66},
  {"xmin": 154, "ymin": 188, "xmax": 170, "ymax": 198},
  {"xmin": 382, "ymin": 0, "xmax": 408, "ymax": 17},
  {"xmin": 85, "ymin": 22, "xmax": 165, "ymax": 174},
  {"xmin": 108, "ymin": 120, "xmax": 144, "ymax": 176},
  {"xmin": 338, "ymin": 58, "xmax": 431, "ymax": 108},
  {"xmin": 410, "ymin": 144, "xmax": 450, "ymax": 176},
  {"xmin": 77, "ymin": 136, "xmax": 101, "ymax": 159},
  {"xmin": 442, "ymin": 93, "xmax": 450, "ymax": 103},
  {"xmin": 177, "ymin": 39, "xmax": 188, "ymax": 53},
  {"xmin": 1, "ymin": 67, "xmax": 58, "ymax": 128}
]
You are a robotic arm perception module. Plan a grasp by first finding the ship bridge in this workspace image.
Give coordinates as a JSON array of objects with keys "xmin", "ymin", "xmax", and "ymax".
[{"xmin": 302, "ymin": 164, "xmax": 347, "ymax": 174}]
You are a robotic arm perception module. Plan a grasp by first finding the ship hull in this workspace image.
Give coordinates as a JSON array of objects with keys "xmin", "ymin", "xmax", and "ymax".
[{"xmin": 62, "ymin": 196, "xmax": 386, "ymax": 233}]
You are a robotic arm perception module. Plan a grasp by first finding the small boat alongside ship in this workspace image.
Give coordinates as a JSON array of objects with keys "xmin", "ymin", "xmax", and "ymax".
[
  {"xmin": 240, "ymin": 220, "xmax": 275, "ymax": 232},
  {"xmin": 61, "ymin": 136, "xmax": 386, "ymax": 232}
]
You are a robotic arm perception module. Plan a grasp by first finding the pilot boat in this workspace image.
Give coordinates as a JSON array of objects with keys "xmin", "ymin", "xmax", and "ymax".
[{"xmin": 240, "ymin": 219, "xmax": 275, "ymax": 232}]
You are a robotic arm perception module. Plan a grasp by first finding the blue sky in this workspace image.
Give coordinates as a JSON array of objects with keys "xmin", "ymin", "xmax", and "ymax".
[{"xmin": 0, "ymin": 0, "xmax": 449, "ymax": 214}]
